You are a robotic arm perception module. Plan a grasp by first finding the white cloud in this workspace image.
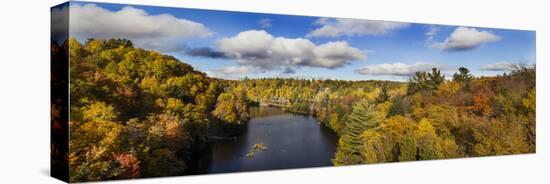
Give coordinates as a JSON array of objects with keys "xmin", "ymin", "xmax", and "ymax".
[
  {"xmin": 205, "ymin": 66, "xmax": 265, "ymax": 80},
  {"xmin": 431, "ymin": 27, "xmax": 500, "ymax": 51},
  {"xmin": 356, "ymin": 62, "xmax": 445, "ymax": 76},
  {"xmin": 67, "ymin": 4, "xmax": 212, "ymax": 52},
  {"xmin": 217, "ymin": 30, "xmax": 366, "ymax": 71},
  {"xmin": 259, "ymin": 18, "xmax": 272, "ymax": 28},
  {"xmin": 425, "ymin": 26, "xmax": 440, "ymax": 42},
  {"xmin": 307, "ymin": 18, "xmax": 409, "ymax": 37},
  {"xmin": 480, "ymin": 62, "xmax": 517, "ymax": 71},
  {"xmin": 214, "ymin": 66, "xmax": 263, "ymax": 75}
]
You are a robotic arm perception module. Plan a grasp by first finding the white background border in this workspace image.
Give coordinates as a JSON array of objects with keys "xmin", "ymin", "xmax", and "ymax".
[{"xmin": 0, "ymin": 0, "xmax": 547, "ymax": 183}]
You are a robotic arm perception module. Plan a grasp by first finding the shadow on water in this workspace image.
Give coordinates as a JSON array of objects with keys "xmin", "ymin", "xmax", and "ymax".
[{"xmin": 191, "ymin": 106, "xmax": 337, "ymax": 174}]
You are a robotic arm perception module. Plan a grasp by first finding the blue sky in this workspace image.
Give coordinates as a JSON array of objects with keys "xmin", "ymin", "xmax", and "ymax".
[{"xmin": 58, "ymin": 1, "xmax": 536, "ymax": 81}]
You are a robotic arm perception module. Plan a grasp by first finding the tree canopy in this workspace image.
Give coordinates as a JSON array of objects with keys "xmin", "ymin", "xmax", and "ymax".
[
  {"xmin": 58, "ymin": 37, "xmax": 536, "ymax": 181},
  {"xmin": 64, "ymin": 38, "xmax": 250, "ymax": 182}
]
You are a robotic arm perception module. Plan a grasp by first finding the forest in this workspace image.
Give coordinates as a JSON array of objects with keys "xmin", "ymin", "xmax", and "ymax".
[{"xmin": 53, "ymin": 38, "xmax": 535, "ymax": 182}]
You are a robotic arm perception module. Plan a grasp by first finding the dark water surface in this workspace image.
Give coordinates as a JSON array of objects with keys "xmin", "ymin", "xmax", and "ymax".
[{"xmin": 196, "ymin": 106, "xmax": 338, "ymax": 174}]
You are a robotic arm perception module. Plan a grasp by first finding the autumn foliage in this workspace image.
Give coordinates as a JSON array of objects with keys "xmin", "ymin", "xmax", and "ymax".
[
  {"xmin": 61, "ymin": 38, "xmax": 251, "ymax": 182},
  {"xmin": 56, "ymin": 37, "xmax": 535, "ymax": 181}
]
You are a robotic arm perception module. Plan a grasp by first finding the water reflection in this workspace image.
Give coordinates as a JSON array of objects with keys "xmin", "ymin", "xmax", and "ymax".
[{"xmin": 195, "ymin": 106, "xmax": 338, "ymax": 174}]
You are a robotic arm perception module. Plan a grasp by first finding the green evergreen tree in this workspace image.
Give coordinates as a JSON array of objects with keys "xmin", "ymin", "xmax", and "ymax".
[
  {"xmin": 333, "ymin": 99, "xmax": 380, "ymax": 165},
  {"xmin": 407, "ymin": 68, "xmax": 445, "ymax": 94},
  {"xmin": 452, "ymin": 67, "xmax": 473, "ymax": 82},
  {"xmin": 428, "ymin": 67, "xmax": 445, "ymax": 88},
  {"xmin": 407, "ymin": 71, "xmax": 430, "ymax": 94},
  {"xmin": 453, "ymin": 67, "xmax": 473, "ymax": 91},
  {"xmin": 376, "ymin": 84, "xmax": 391, "ymax": 103}
]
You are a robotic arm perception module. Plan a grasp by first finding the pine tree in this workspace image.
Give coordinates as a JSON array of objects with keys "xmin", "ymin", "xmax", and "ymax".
[
  {"xmin": 333, "ymin": 99, "xmax": 380, "ymax": 165},
  {"xmin": 376, "ymin": 84, "xmax": 391, "ymax": 103},
  {"xmin": 452, "ymin": 67, "xmax": 473, "ymax": 91},
  {"xmin": 407, "ymin": 71, "xmax": 430, "ymax": 95},
  {"xmin": 407, "ymin": 68, "xmax": 445, "ymax": 94},
  {"xmin": 428, "ymin": 67, "xmax": 445, "ymax": 88},
  {"xmin": 452, "ymin": 67, "xmax": 473, "ymax": 82}
]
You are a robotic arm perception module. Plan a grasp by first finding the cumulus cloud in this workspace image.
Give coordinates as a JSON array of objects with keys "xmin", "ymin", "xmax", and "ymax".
[
  {"xmin": 480, "ymin": 62, "xmax": 518, "ymax": 71},
  {"xmin": 356, "ymin": 62, "xmax": 445, "ymax": 76},
  {"xmin": 431, "ymin": 27, "xmax": 500, "ymax": 51},
  {"xmin": 67, "ymin": 4, "xmax": 212, "ymax": 52},
  {"xmin": 259, "ymin": 18, "xmax": 273, "ymax": 28},
  {"xmin": 216, "ymin": 30, "xmax": 366, "ymax": 71},
  {"xmin": 307, "ymin": 18, "xmax": 410, "ymax": 37}
]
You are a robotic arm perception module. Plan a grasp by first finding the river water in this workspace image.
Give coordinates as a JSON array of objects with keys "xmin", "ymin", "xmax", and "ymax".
[{"xmin": 195, "ymin": 106, "xmax": 338, "ymax": 174}]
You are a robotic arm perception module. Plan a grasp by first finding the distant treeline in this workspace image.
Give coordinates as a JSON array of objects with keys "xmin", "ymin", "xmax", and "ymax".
[{"xmin": 228, "ymin": 65, "xmax": 535, "ymax": 165}]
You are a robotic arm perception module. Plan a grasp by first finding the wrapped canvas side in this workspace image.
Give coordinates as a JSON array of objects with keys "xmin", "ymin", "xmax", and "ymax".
[{"xmin": 51, "ymin": 2, "xmax": 69, "ymax": 183}]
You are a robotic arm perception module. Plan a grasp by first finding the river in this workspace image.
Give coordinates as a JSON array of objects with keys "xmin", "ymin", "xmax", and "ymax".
[{"xmin": 195, "ymin": 106, "xmax": 338, "ymax": 174}]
